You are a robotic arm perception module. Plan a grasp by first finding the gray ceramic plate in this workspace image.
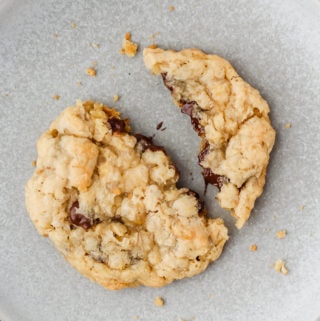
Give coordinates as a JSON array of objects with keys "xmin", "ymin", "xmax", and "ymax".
[{"xmin": 1, "ymin": 1, "xmax": 320, "ymax": 320}]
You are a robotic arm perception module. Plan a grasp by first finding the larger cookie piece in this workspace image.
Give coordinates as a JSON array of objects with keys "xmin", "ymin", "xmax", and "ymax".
[
  {"xmin": 144, "ymin": 48, "xmax": 276, "ymax": 228},
  {"xmin": 25, "ymin": 100, "xmax": 228, "ymax": 289}
]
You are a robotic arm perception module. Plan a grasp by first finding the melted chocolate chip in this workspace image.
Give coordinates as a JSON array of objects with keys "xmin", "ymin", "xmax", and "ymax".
[
  {"xmin": 202, "ymin": 168, "xmax": 228, "ymax": 192},
  {"xmin": 198, "ymin": 141, "xmax": 210, "ymax": 163},
  {"xmin": 70, "ymin": 201, "xmax": 93, "ymax": 230},
  {"xmin": 161, "ymin": 73, "xmax": 174, "ymax": 92},
  {"xmin": 181, "ymin": 101, "xmax": 194, "ymax": 116},
  {"xmin": 181, "ymin": 101, "xmax": 204, "ymax": 135},
  {"xmin": 135, "ymin": 134, "xmax": 165, "ymax": 154},
  {"xmin": 108, "ymin": 118, "xmax": 126, "ymax": 133}
]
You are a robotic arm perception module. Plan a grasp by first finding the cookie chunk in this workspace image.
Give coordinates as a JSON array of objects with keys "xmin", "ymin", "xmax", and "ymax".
[
  {"xmin": 144, "ymin": 48, "xmax": 276, "ymax": 228},
  {"xmin": 25, "ymin": 100, "xmax": 228, "ymax": 289}
]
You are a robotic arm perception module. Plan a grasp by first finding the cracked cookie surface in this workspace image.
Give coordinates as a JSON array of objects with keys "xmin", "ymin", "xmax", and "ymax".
[
  {"xmin": 25, "ymin": 100, "xmax": 228, "ymax": 289},
  {"xmin": 144, "ymin": 48, "xmax": 276, "ymax": 228}
]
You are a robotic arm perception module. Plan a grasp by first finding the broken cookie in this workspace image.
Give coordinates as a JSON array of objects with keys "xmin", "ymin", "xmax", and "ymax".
[
  {"xmin": 144, "ymin": 48, "xmax": 276, "ymax": 228},
  {"xmin": 25, "ymin": 100, "xmax": 228, "ymax": 289}
]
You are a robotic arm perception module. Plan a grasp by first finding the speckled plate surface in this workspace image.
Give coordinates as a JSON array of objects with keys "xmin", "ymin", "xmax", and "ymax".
[{"xmin": 1, "ymin": 1, "xmax": 320, "ymax": 320}]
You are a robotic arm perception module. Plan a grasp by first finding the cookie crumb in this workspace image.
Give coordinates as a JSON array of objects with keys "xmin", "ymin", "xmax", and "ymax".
[
  {"xmin": 276, "ymin": 230, "xmax": 287, "ymax": 239},
  {"xmin": 250, "ymin": 244, "xmax": 257, "ymax": 251},
  {"xmin": 53, "ymin": 33, "xmax": 58, "ymax": 38},
  {"xmin": 274, "ymin": 259, "xmax": 288, "ymax": 275},
  {"xmin": 178, "ymin": 319, "xmax": 185, "ymax": 321},
  {"xmin": 113, "ymin": 95, "xmax": 119, "ymax": 102},
  {"xmin": 85, "ymin": 67, "xmax": 96, "ymax": 77},
  {"xmin": 53, "ymin": 94, "xmax": 60, "ymax": 100},
  {"xmin": 125, "ymin": 32, "xmax": 131, "ymax": 40},
  {"xmin": 148, "ymin": 33, "xmax": 159, "ymax": 49},
  {"xmin": 154, "ymin": 296, "xmax": 164, "ymax": 307},
  {"xmin": 77, "ymin": 81, "xmax": 83, "ymax": 87},
  {"xmin": 299, "ymin": 205, "xmax": 305, "ymax": 210},
  {"xmin": 285, "ymin": 122, "xmax": 291, "ymax": 129},
  {"xmin": 120, "ymin": 32, "xmax": 138, "ymax": 57},
  {"xmin": 207, "ymin": 293, "xmax": 212, "ymax": 299},
  {"xmin": 148, "ymin": 43, "xmax": 158, "ymax": 49},
  {"xmin": 31, "ymin": 160, "xmax": 37, "ymax": 167},
  {"xmin": 133, "ymin": 315, "xmax": 139, "ymax": 320},
  {"xmin": 91, "ymin": 42, "xmax": 100, "ymax": 49},
  {"xmin": 169, "ymin": 5, "xmax": 175, "ymax": 11},
  {"xmin": 71, "ymin": 21, "xmax": 77, "ymax": 29}
]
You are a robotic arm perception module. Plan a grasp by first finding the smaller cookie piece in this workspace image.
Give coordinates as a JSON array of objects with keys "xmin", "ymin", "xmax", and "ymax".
[
  {"xmin": 144, "ymin": 48, "xmax": 276, "ymax": 228},
  {"xmin": 25, "ymin": 100, "xmax": 228, "ymax": 290},
  {"xmin": 120, "ymin": 32, "xmax": 138, "ymax": 57}
]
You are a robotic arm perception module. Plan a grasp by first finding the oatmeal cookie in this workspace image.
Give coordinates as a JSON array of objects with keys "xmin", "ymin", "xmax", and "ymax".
[
  {"xmin": 25, "ymin": 100, "xmax": 228, "ymax": 289},
  {"xmin": 144, "ymin": 48, "xmax": 276, "ymax": 228}
]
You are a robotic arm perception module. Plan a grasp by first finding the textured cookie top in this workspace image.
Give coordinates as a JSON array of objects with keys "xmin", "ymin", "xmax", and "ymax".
[
  {"xmin": 25, "ymin": 100, "xmax": 228, "ymax": 289},
  {"xmin": 144, "ymin": 48, "xmax": 276, "ymax": 228}
]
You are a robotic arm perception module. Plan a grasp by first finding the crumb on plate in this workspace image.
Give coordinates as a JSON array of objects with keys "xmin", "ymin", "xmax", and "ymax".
[
  {"xmin": 53, "ymin": 94, "xmax": 60, "ymax": 100},
  {"xmin": 85, "ymin": 67, "xmax": 96, "ymax": 77},
  {"xmin": 71, "ymin": 21, "xmax": 77, "ymax": 29},
  {"xmin": 154, "ymin": 296, "xmax": 164, "ymax": 307},
  {"xmin": 276, "ymin": 230, "xmax": 287, "ymax": 239},
  {"xmin": 32, "ymin": 160, "xmax": 37, "ymax": 167},
  {"xmin": 91, "ymin": 42, "xmax": 100, "ymax": 49},
  {"xmin": 169, "ymin": 5, "xmax": 175, "ymax": 11},
  {"xmin": 120, "ymin": 32, "xmax": 138, "ymax": 57},
  {"xmin": 274, "ymin": 259, "xmax": 288, "ymax": 275},
  {"xmin": 113, "ymin": 95, "xmax": 119, "ymax": 102},
  {"xmin": 285, "ymin": 122, "xmax": 291, "ymax": 129},
  {"xmin": 250, "ymin": 244, "xmax": 257, "ymax": 251}
]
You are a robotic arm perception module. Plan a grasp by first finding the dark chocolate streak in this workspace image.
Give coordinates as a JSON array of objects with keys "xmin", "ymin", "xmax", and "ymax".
[
  {"xmin": 181, "ymin": 101, "xmax": 204, "ymax": 135},
  {"xmin": 202, "ymin": 168, "xmax": 227, "ymax": 192},
  {"xmin": 108, "ymin": 117, "xmax": 126, "ymax": 133},
  {"xmin": 70, "ymin": 201, "xmax": 93, "ymax": 230},
  {"xmin": 198, "ymin": 141, "xmax": 210, "ymax": 163},
  {"xmin": 161, "ymin": 73, "xmax": 226, "ymax": 192},
  {"xmin": 134, "ymin": 134, "xmax": 166, "ymax": 153},
  {"xmin": 161, "ymin": 73, "xmax": 174, "ymax": 92},
  {"xmin": 198, "ymin": 142, "xmax": 228, "ymax": 191}
]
